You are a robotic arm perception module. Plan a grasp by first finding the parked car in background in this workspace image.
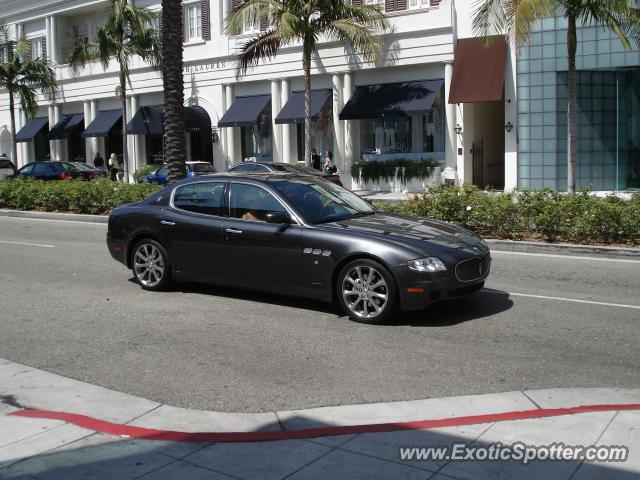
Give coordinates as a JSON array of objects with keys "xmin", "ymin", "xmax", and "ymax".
[
  {"xmin": 12, "ymin": 161, "xmax": 97, "ymax": 181},
  {"xmin": 71, "ymin": 162, "xmax": 107, "ymax": 178},
  {"xmin": 227, "ymin": 162, "xmax": 343, "ymax": 186},
  {"xmin": 0, "ymin": 158, "xmax": 16, "ymax": 180},
  {"xmin": 107, "ymin": 172, "xmax": 490, "ymax": 324},
  {"xmin": 138, "ymin": 162, "xmax": 216, "ymax": 185}
]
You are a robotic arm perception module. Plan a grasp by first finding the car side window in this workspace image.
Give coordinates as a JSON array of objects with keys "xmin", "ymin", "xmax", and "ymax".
[
  {"xmin": 156, "ymin": 166, "xmax": 166, "ymax": 176},
  {"xmin": 19, "ymin": 163, "xmax": 35, "ymax": 175},
  {"xmin": 33, "ymin": 163, "xmax": 51, "ymax": 175},
  {"xmin": 229, "ymin": 183, "xmax": 286, "ymax": 222},
  {"xmin": 173, "ymin": 182, "xmax": 225, "ymax": 216}
]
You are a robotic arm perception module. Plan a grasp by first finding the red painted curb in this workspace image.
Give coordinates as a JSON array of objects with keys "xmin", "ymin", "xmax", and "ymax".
[{"xmin": 10, "ymin": 404, "xmax": 640, "ymax": 443}]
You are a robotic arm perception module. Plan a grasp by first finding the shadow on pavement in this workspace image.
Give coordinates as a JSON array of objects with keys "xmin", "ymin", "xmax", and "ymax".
[{"xmin": 0, "ymin": 412, "xmax": 633, "ymax": 480}]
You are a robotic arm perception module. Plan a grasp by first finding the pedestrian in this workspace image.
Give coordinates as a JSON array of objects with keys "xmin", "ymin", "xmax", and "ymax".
[
  {"xmin": 108, "ymin": 153, "xmax": 120, "ymax": 182},
  {"xmin": 323, "ymin": 150, "xmax": 337, "ymax": 174},
  {"xmin": 93, "ymin": 152, "xmax": 105, "ymax": 171},
  {"xmin": 311, "ymin": 148, "xmax": 321, "ymax": 171}
]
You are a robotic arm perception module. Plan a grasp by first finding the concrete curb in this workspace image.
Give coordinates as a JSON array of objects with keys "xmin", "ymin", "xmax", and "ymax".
[
  {"xmin": 1, "ymin": 209, "xmax": 638, "ymax": 257},
  {"xmin": 1, "ymin": 358, "xmax": 639, "ymax": 435},
  {"xmin": 0, "ymin": 209, "xmax": 108, "ymax": 224}
]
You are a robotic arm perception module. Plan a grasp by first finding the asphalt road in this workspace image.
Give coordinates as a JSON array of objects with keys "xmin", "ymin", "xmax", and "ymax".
[{"xmin": 0, "ymin": 216, "xmax": 638, "ymax": 412}]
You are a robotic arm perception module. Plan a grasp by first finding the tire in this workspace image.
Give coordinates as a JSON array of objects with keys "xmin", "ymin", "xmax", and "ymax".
[
  {"xmin": 131, "ymin": 239, "xmax": 172, "ymax": 291},
  {"xmin": 336, "ymin": 258, "xmax": 398, "ymax": 324}
]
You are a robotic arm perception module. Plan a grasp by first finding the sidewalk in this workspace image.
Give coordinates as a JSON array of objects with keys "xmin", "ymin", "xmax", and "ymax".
[{"xmin": 1, "ymin": 359, "xmax": 639, "ymax": 479}]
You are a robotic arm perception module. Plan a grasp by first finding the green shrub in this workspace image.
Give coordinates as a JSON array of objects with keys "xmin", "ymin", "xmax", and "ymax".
[
  {"xmin": 374, "ymin": 185, "xmax": 640, "ymax": 246},
  {"xmin": 133, "ymin": 165, "xmax": 158, "ymax": 183},
  {"xmin": 0, "ymin": 178, "xmax": 163, "ymax": 215}
]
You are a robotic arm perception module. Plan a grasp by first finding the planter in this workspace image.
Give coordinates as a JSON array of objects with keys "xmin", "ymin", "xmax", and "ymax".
[{"xmin": 352, "ymin": 167, "xmax": 441, "ymax": 193}]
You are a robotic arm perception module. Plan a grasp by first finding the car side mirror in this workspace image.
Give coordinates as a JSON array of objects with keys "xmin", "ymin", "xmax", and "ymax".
[{"xmin": 265, "ymin": 211, "xmax": 291, "ymax": 225}]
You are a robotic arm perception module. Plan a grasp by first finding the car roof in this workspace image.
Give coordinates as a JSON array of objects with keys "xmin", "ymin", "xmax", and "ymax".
[{"xmin": 172, "ymin": 171, "xmax": 320, "ymax": 186}]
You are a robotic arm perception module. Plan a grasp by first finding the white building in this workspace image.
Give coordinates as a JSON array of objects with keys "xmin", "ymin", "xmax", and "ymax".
[{"xmin": 0, "ymin": 0, "xmax": 519, "ymax": 190}]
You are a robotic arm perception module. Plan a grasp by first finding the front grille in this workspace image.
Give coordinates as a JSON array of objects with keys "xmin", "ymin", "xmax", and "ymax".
[{"xmin": 455, "ymin": 255, "xmax": 491, "ymax": 282}]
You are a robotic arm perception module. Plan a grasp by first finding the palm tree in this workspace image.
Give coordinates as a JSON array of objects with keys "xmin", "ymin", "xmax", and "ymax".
[
  {"xmin": 0, "ymin": 27, "xmax": 57, "ymax": 165},
  {"xmin": 473, "ymin": 0, "xmax": 640, "ymax": 192},
  {"xmin": 69, "ymin": 0, "xmax": 161, "ymax": 183},
  {"xmin": 226, "ymin": 0, "xmax": 388, "ymax": 166},
  {"xmin": 161, "ymin": 0, "xmax": 187, "ymax": 184}
]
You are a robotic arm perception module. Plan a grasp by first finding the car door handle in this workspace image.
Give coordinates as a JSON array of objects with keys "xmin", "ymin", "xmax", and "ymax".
[
  {"xmin": 160, "ymin": 220, "xmax": 176, "ymax": 226},
  {"xmin": 225, "ymin": 228, "xmax": 243, "ymax": 235}
]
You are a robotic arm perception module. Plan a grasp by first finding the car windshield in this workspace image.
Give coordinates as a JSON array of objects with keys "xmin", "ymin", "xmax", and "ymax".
[
  {"xmin": 57, "ymin": 162, "xmax": 81, "ymax": 172},
  {"xmin": 271, "ymin": 178, "xmax": 374, "ymax": 224},
  {"xmin": 190, "ymin": 163, "xmax": 215, "ymax": 173},
  {"xmin": 73, "ymin": 163, "xmax": 94, "ymax": 171},
  {"xmin": 0, "ymin": 159, "xmax": 13, "ymax": 169},
  {"xmin": 272, "ymin": 164, "xmax": 320, "ymax": 175}
]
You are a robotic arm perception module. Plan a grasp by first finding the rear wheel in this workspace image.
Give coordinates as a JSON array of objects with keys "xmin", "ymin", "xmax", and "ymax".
[
  {"xmin": 336, "ymin": 259, "xmax": 398, "ymax": 324},
  {"xmin": 132, "ymin": 239, "xmax": 172, "ymax": 291}
]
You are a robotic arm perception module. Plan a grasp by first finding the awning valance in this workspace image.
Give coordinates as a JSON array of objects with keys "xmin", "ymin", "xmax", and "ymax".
[
  {"xmin": 448, "ymin": 36, "xmax": 508, "ymax": 104},
  {"xmin": 49, "ymin": 114, "xmax": 84, "ymax": 140},
  {"xmin": 127, "ymin": 106, "xmax": 212, "ymax": 135},
  {"xmin": 127, "ymin": 106, "xmax": 163, "ymax": 135},
  {"xmin": 82, "ymin": 110, "xmax": 122, "ymax": 138},
  {"xmin": 218, "ymin": 95, "xmax": 271, "ymax": 127},
  {"xmin": 16, "ymin": 117, "xmax": 48, "ymax": 142},
  {"xmin": 339, "ymin": 80, "xmax": 443, "ymax": 120},
  {"xmin": 275, "ymin": 90, "xmax": 332, "ymax": 124}
]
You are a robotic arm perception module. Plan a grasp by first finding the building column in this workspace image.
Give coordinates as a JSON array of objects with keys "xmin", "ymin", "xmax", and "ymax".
[
  {"xmin": 332, "ymin": 74, "xmax": 344, "ymax": 173},
  {"xmin": 459, "ymin": 103, "xmax": 474, "ymax": 185},
  {"xmin": 504, "ymin": 43, "xmax": 518, "ymax": 191},
  {"xmin": 48, "ymin": 105, "xmax": 56, "ymax": 160},
  {"xmin": 128, "ymin": 95, "xmax": 139, "ymax": 180},
  {"xmin": 224, "ymin": 84, "xmax": 236, "ymax": 165},
  {"xmin": 444, "ymin": 62, "xmax": 457, "ymax": 177},
  {"xmin": 49, "ymin": 16, "xmax": 58, "ymax": 64},
  {"xmin": 18, "ymin": 110, "xmax": 27, "ymax": 167},
  {"xmin": 270, "ymin": 80, "xmax": 282, "ymax": 163},
  {"xmin": 83, "ymin": 101, "xmax": 92, "ymax": 163},
  {"xmin": 90, "ymin": 100, "xmax": 101, "ymax": 161},
  {"xmin": 280, "ymin": 79, "xmax": 292, "ymax": 163},
  {"xmin": 342, "ymin": 72, "xmax": 355, "ymax": 188}
]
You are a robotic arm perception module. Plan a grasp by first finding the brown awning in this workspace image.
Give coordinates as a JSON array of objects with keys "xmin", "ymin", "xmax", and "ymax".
[{"xmin": 448, "ymin": 36, "xmax": 508, "ymax": 104}]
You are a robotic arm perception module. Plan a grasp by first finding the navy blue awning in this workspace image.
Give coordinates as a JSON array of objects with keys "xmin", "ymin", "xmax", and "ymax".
[
  {"xmin": 49, "ymin": 114, "xmax": 84, "ymax": 140},
  {"xmin": 275, "ymin": 90, "xmax": 331, "ymax": 124},
  {"xmin": 218, "ymin": 95, "xmax": 271, "ymax": 127},
  {"xmin": 185, "ymin": 106, "xmax": 212, "ymax": 132},
  {"xmin": 16, "ymin": 117, "xmax": 48, "ymax": 142},
  {"xmin": 339, "ymin": 80, "xmax": 444, "ymax": 120},
  {"xmin": 82, "ymin": 110, "xmax": 122, "ymax": 138},
  {"xmin": 127, "ymin": 106, "xmax": 212, "ymax": 135},
  {"xmin": 127, "ymin": 106, "xmax": 163, "ymax": 135}
]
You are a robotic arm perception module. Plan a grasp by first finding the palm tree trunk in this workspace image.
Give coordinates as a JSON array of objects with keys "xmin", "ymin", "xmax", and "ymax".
[
  {"xmin": 303, "ymin": 46, "xmax": 312, "ymax": 168},
  {"xmin": 163, "ymin": 0, "xmax": 186, "ymax": 184},
  {"xmin": 566, "ymin": 14, "xmax": 577, "ymax": 193},
  {"xmin": 120, "ymin": 73, "xmax": 129, "ymax": 183},
  {"xmin": 9, "ymin": 91, "xmax": 18, "ymax": 166}
]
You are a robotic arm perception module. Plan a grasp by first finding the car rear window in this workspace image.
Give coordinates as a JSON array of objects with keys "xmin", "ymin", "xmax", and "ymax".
[
  {"xmin": 0, "ymin": 159, "xmax": 13, "ymax": 169},
  {"xmin": 191, "ymin": 163, "xmax": 215, "ymax": 173}
]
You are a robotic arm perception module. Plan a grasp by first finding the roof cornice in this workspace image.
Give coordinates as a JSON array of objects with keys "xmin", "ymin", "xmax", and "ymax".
[{"xmin": 1, "ymin": 0, "xmax": 107, "ymax": 24}]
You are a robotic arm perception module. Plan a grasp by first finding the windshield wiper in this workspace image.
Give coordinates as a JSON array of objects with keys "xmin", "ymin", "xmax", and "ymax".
[
  {"xmin": 314, "ymin": 211, "xmax": 374, "ymax": 224},
  {"xmin": 350, "ymin": 211, "xmax": 375, "ymax": 219}
]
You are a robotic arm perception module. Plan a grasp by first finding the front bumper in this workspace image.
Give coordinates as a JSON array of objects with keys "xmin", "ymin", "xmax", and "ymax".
[{"xmin": 393, "ymin": 254, "xmax": 491, "ymax": 311}]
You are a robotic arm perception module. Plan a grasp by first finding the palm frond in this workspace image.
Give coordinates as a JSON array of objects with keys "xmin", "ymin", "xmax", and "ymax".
[
  {"xmin": 225, "ymin": 0, "xmax": 279, "ymax": 35},
  {"xmin": 16, "ymin": 83, "xmax": 38, "ymax": 118},
  {"xmin": 573, "ymin": 0, "xmax": 640, "ymax": 48},
  {"xmin": 236, "ymin": 29, "xmax": 284, "ymax": 75},
  {"xmin": 327, "ymin": 19, "xmax": 383, "ymax": 64}
]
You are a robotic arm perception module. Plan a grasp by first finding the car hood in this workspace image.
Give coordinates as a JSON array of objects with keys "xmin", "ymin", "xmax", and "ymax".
[{"xmin": 323, "ymin": 212, "xmax": 487, "ymax": 258}]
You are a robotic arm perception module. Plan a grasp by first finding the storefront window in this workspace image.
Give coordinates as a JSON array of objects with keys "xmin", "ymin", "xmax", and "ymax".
[
  {"xmin": 146, "ymin": 135, "xmax": 164, "ymax": 165},
  {"xmin": 241, "ymin": 112, "xmax": 273, "ymax": 161},
  {"xmin": 296, "ymin": 111, "xmax": 333, "ymax": 159}
]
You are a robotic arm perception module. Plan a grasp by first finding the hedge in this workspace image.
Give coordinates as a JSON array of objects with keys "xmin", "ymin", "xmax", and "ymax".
[
  {"xmin": 0, "ymin": 178, "xmax": 163, "ymax": 215},
  {"xmin": 375, "ymin": 185, "xmax": 640, "ymax": 246}
]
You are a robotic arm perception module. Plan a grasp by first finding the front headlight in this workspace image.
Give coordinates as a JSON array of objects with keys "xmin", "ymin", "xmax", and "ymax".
[{"xmin": 407, "ymin": 257, "xmax": 447, "ymax": 272}]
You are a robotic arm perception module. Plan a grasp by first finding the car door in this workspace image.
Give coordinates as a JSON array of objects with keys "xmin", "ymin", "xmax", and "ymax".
[
  {"xmin": 32, "ymin": 162, "xmax": 53, "ymax": 180},
  {"xmin": 222, "ymin": 181, "xmax": 302, "ymax": 291},
  {"xmin": 159, "ymin": 181, "xmax": 227, "ymax": 282},
  {"xmin": 16, "ymin": 163, "xmax": 36, "ymax": 178}
]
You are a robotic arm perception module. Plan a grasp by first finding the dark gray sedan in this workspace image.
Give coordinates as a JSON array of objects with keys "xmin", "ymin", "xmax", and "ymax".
[{"xmin": 107, "ymin": 173, "xmax": 490, "ymax": 324}]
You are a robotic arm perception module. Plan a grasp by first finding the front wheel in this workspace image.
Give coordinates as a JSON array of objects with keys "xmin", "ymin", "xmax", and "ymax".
[
  {"xmin": 132, "ymin": 239, "xmax": 172, "ymax": 291},
  {"xmin": 336, "ymin": 259, "xmax": 398, "ymax": 324}
]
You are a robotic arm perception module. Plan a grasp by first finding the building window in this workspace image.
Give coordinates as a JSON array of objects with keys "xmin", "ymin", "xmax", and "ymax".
[
  {"xmin": 30, "ymin": 37, "xmax": 44, "ymax": 60},
  {"xmin": 241, "ymin": 112, "xmax": 273, "ymax": 161},
  {"xmin": 408, "ymin": 0, "xmax": 429, "ymax": 9},
  {"xmin": 186, "ymin": 2, "xmax": 202, "ymax": 41}
]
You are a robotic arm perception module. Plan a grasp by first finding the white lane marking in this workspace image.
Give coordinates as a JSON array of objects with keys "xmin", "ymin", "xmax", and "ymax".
[
  {"xmin": 0, "ymin": 216, "xmax": 106, "ymax": 226},
  {"xmin": 491, "ymin": 250, "xmax": 640, "ymax": 265},
  {"xmin": 506, "ymin": 291, "xmax": 640, "ymax": 310},
  {"xmin": 0, "ymin": 240, "xmax": 54, "ymax": 248}
]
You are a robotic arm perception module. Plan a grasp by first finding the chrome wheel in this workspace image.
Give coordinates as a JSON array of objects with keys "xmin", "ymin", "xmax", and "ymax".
[
  {"xmin": 342, "ymin": 265, "xmax": 389, "ymax": 320},
  {"xmin": 133, "ymin": 243, "xmax": 165, "ymax": 288}
]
